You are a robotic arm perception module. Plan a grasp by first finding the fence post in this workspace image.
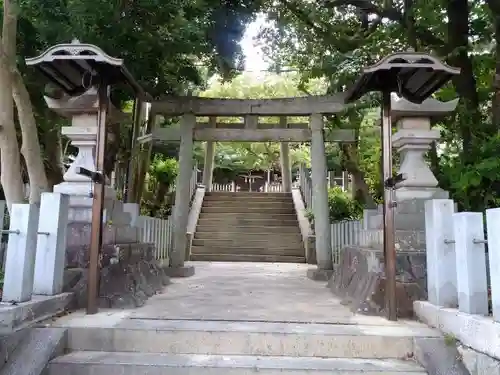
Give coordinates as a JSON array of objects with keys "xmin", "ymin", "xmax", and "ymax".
[
  {"xmin": 2, "ymin": 203, "xmax": 40, "ymax": 303},
  {"xmin": 424, "ymin": 199, "xmax": 457, "ymax": 307},
  {"xmin": 453, "ymin": 212, "xmax": 489, "ymax": 315},
  {"xmin": 486, "ymin": 208, "xmax": 500, "ymax": 321},
  {"xmin": 33, "ymin": 193, "xmax": 70, "ymax": 295}
]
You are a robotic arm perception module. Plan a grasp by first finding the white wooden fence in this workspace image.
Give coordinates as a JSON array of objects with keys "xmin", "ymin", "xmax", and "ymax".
[
  {"xmin": 425, "ymin": 199, "xmax": 499, "ymax": 319},
  {"xmin": 137, "ymin": 216, "xmax": 174, "ymax": 263},
  {"xmin": 298, "ymin": 164, "xmax": 312, "ymax": 209},
  {"xmin": 264, "ymin": 182, "xmax": 282, "ymax": 192},
  {"xmin": 330, "ymin": 220, "xmax": 362, "ymax": 264},
  {"xmin": 212, "ymin": 182, "xmax": 236, "ymax": 192}
]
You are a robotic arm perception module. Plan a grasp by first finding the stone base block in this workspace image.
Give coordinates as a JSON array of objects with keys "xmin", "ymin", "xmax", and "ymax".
[
  {"xmin": 163, "ymin": 265, "xmax": 195, "ymax": 278},
  {"xmin": 0, "ymin": 293, "xmax": 73, "ymax": 334},
  {"xmin": 306, "ymin": 267, "xmax": 333, "ymax": 282},
  {"xmin": 328, "ymin": 246, "xmax": 426, "ymax": 318},
  {"xmin": 66, "ymin": 242, "xmax": 155, "ymax": 268},
  {"xmin": 358, "ymin": 229, "xmax": 426, "ymax": 252},
  {"xmin": 63, "ymin": 243, "xmax": 170, "ymax": 309},
  {"xmin": 66, "ymin": 222, "xmax": 139, "ymax": 250}
]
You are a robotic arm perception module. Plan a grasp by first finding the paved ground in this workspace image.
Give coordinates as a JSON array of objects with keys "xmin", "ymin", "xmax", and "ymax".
[
  {"xmin": 127, "ymin": 262, "xmax": 421, "ymax": 326},
  {"xmin": 53, "ymin": 262, "xmax": 428, "ymax": 328}
]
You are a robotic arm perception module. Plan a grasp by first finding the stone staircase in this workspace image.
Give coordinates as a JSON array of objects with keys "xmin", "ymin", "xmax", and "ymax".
[
  {"xmin": 45, "ymin": 316, "xmax": 432, "ymax": 374},
  {"xmin": 191, "ymin": 192, "xmax": 305, "ymax": 263}
]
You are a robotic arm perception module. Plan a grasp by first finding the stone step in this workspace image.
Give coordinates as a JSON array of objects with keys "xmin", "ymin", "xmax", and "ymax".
[
  {"xmin": 197, "ymin": 218, "xmax": 299, "ymax": 226},
  {"xmin": 202, "ymin": 200, "xmax": 295, "ymax": 208},
  {"xmin": 201, "ymin": 206, "xmax": 296, "ymax": 214},
  {"xmin": 199, "ymin": 212, "xmax": 297, "ymax": 219},
  {"xmin": 192, "ymin": 239, "xmax": 303, "ymax": 249},
  {"xmin": 203, "ymin": 196, "xmax": 292, "ymax": 203},
  {"xmin": 59, "ymin": 319, "xmax": 439, "ymax": 358},
  {"xmin": 48, "ymin": 352, "xmax": 425, "ymax": 374},
  {"xmin": 205, "ymin": 192, "xmax": 291, "ymax": 198},
  {"xmin": 191, "ymin": 246, "xmax": 304, "ymax": 256},
  {"xmin": 190, "ymin": 253, "xmax": 306, "ymax": 263},
  {"xmin": 194, "ymin": 232, "xmax": 303, "ymax": 242},
  {"xmin": 195, "ymin": 225, "xmax": 301, "ymax": 234}
]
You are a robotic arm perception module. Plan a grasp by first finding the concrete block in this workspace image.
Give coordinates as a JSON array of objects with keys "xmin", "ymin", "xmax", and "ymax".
[
  {"xmin": 486, "ymin": 207, "xmax": 500, "ymax": 321},
  {"xmin": 425, "ymin": 199, "xmax": 457, "ymax": 308},
  {"xmin": 0, "ymin": 328, "xmax": 66, "ymax": 375},
  {"xmin": 33, "ymin": 193, "xmax": 70, "ymax": 296},
  {"xmin": 163, "ymin": 265, "xmax": 195, "ymax": 278},
  {"xmin": 3, "ymin": 204, "xmax": 40, "ymax": 303},
  {"xmin": 453, "ymin": 212, "xmax": 488, "ymax": 315},
  {"xmin": 413, "ymin": 337, "xmax": 470, "ymax": 375},
  {"xmin": 306, "ymin": 267, "xmax": 332, "ymax": 282}
]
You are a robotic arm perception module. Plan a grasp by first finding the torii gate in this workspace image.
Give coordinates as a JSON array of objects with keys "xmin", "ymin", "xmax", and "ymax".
[
  {"xmin": 24, "ymin": 40, "xmax": 460, "ymax": 320},
  {"xmin": 137, "ymin": 95, "xmax": 355, "ymax": 274}
]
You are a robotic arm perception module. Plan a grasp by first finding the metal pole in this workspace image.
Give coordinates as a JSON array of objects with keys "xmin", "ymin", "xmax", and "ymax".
[
  {"xmin": 381, "ymin": 91, "xmax": 397, "ymax": 321},
  {"xmin": 87, "ymin": 82, "xmax": 109, "ymax": 315}
]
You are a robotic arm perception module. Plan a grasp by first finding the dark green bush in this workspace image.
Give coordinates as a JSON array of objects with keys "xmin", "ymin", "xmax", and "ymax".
[{"xmin": 327, "ymin": 186, "xmax": 363, "ymax": 222}]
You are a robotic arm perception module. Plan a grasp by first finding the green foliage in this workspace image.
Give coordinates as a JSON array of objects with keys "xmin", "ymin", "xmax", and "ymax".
[
  {"xmin": 256, "ymin": 0, "xmax": 500, "ymax": 212},
  {"xmin": 303, "ymin": 188, "xmax": 363, "ymax": 224},
  {"xmin": 328, "ymin": 187, "xmax": 363, "ymax": 222},
  {"xmin": 140, "ymin": 156, "xmax": 179, "ymax": 218},
  {"xmin": 149, "ymin": 156, "xmax": 179, "ymax": 187}
]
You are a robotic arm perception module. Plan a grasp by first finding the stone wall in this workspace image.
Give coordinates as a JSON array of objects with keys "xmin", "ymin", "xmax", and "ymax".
[
  {"xmin": 328, "ymin": 246, "xmax": 426, "ymax": 318},
  {"xmin": 63, "ymin": 242, "xmax": 170, "ymax": 309}
]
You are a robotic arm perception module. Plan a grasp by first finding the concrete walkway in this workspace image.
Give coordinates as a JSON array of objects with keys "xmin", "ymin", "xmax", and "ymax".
[
  {"xmin": 47, "ymin": 262, "xmax": 439, "ymax": 374},
  {"xmin": 126, "ymin": 261, "xmax": 422, "ymax": 326}
]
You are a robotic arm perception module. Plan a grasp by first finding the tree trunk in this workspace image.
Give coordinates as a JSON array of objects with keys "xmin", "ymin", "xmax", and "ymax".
[
  {"xmin": 42, "ymin": 125, "xmax": 64, "ymax": 190},
  {"xmin": 487, "ymin": 0, "xmax": 500, "ymax": 131},
  {"xmin": 0, "ymin": 0, "xmax": 24, "ymax": 210},
  {"xmin": 12, "ymin": 71, "xmax": 49, "ymax": 203},
  {"xmin": 446, "ymin": 0, "xmax": 483, "ymax": 156},
  {"xmin": 341, "ymin": 143, "xmax": 376, "ymax": 208}
]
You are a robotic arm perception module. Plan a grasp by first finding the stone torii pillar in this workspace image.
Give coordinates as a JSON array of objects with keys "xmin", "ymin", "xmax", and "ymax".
[
  {"xmin": 391, "ymin": 94, "xmax": 459, "ymax": 200},
  {"xmin": 170, "ymin": 113, "xmax": 195, "ymax": 275},
  {"xmin": 279, "ymin": 116, "xmax": 292, "ymax": 192},
  {"xmin": 308, "ymin": 113, "xmax": 333, "ymax": 277},
  {"xmin": 202, "ymin": 116, "xmax": 216, "ymax": 191}
]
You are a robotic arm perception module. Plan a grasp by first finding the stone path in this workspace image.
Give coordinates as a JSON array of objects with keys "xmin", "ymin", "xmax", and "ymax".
[{"xmin": 127, "ymin": 261, "xmax": 420, "ymax": 326}]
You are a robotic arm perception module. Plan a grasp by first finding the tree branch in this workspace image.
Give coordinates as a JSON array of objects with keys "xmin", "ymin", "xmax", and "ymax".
[{"xmin": 322, "ymin": 0, "xmax": 447, "ymax": 52}]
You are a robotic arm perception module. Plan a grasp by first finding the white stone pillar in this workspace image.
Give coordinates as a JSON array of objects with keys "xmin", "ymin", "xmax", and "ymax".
[
  {"xmin": 172, "ymin": 114, "xmax": 195, "ymax": 268},
  {"xmin": 486, "ymin": 208, "xmax": 500, "ymax": 321},
  {"xmin": 309, "ymin": 114, "xmax": 333, "ymax": 270},
  {"xmin": 33, "ymin": 193, "xmax": 70, "ymax": 296},
  {"xmin": 2, "ymin": 204, "xmax": 40, "ymax": 303},
  {"xmin": 424, "ymin": 199, "xmax": 457, "ymax": 307},
  {"xmin": 202, "ymin": 117, "xmax": 216, "ymax": 191},
  {"xmin": 279, "ymin": 117, "xmax": 292, "ymax": 193},
  {"xmin": 453, "ymin": 212, "xmax": 488, "ymax": 315}
]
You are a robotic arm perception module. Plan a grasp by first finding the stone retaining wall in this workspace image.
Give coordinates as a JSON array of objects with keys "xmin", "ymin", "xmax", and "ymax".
[{"xmin": 328, "ymin": 246, "xmax": 426, "ymax": 318}]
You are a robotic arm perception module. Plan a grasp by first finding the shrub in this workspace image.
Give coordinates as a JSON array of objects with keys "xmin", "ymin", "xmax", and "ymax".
[{"xmin": 327, "ymin": 186, "xmax": 363, "ymax": 222}]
